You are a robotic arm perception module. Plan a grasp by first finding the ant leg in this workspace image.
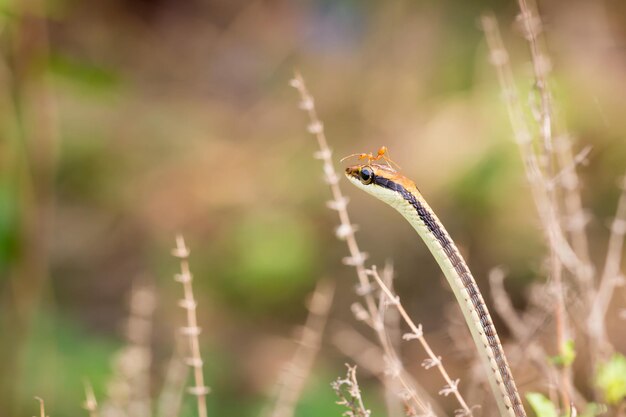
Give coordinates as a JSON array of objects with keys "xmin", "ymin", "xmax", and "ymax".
[
  {"xmin": 340, "ymin": 153, "xmax": 365, "ymax": 163},
  {"xmin": 383, "ymin": 155, "xmax": 401, "ymax": 170}
]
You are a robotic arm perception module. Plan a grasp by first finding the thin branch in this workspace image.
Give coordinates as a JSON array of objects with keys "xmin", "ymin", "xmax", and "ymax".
[
  {"xmin": 587, "ymin": 177, "xmax": 626, "ymax": 357},
  {"xmin": 481, "ymin": 14, "xmax": 587, "ymax": 279},
  {"xmin": 332, "ymin": 365, "xmax": 371, "ymax": 417},
  {"xmin": 101, "ymin": 282, "xmax": 155, "ymax": 417},
  {"xmin": 368, "ymin": 267, "xmax": 473, "ymax": 416},
  {"xmin": 34, "ymin": 397, "xmax": 47, "ymax": 417},
  {"xmin": 517, "ymin": 0, "xmax": 553, "ymax": 153},
  {"xmin": 156, "ymin": 339, "xmax": 189, "ymax": 417},
  {"xmin": 289, "ymin": 72, "xmax": 376, "ymax": 317},
  {"xmin": 515, "ymin": 1, "xmax": 584, "ymax": 408},
  {"xmin": 173, "ymin": 235, "xmax": 209, "ymax": 417},
  {"xmin": 488, "ymin": 269, "xmax": 588, "ymax": 408},
  {"xmin": 482, "ymin": 12, "xmax": 575, "ymax": 410},
  {"xmin": 290, "ymin": 73, "xmax": 443, "ymax": 416}
]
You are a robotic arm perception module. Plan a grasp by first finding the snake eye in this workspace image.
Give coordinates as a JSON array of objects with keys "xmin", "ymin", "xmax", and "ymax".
[{"xmin": 359, "ymin": 167, "xmax": 374, "ymax": 184}]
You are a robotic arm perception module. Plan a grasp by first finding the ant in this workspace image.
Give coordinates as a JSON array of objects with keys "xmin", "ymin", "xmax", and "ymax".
[{"xmin": 340, "ymin": 146, "xmax": 401, "ymax": 170}]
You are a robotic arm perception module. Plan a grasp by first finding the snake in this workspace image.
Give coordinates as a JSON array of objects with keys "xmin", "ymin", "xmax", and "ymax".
[{"xmin": 345, "ymin": 162, "xmax": 526, "ymax": 417}]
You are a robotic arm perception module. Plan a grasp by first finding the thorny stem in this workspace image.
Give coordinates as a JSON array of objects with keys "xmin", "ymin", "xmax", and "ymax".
[
  {"xmin": 173, "ymin": 235, "xmax": 209, "ymax": 417},
  {"xmin": 368, "ymin": 267, "xmax": 473, "ymax": 416},
  {"xmin": 291, "ymin": 73, "xmax": 470, "ymax": 416}
]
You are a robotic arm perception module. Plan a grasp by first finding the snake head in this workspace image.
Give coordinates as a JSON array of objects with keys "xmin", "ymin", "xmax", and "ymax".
[
  {"xmin": 345, "ymin": 163, "xmax": 421, "ymax": 204},
  {"xmin": 345, "ymin": 164, "xmax": 376, "ymax": 185},
  {"xmin": 345, "ymin": 163, "xmax": 399, "ymax": 185}
]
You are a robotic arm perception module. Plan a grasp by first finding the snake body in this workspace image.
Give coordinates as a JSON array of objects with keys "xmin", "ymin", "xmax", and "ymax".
[{"xmin": 345, "ymin": 163, "xmax": 526, "ymax": 417}]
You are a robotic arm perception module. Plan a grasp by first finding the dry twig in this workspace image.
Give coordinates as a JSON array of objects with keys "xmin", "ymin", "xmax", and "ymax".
[
  {"xmin": 173, "ymin": 235, "xmax": 209, "ymax": 417},
  {"xmin": 34, "ymin": 397, "xmax": 48, "ymax": 417},
  {"xmin": 290, "ymin": 73, "xmax": 446, "ymax": 416},
  {"xmin": 156, "ymin": 340, "xmax": 189, "ymax": 417},
  {"xmin": 83, "ymin": 381, "xmax": 98, "ymax": 417},
  {"xmin": 332, "ymin": 365, "xmax": 371, "ymax": 417},
  {"xmin": 482, "ymin": 11, "xmax": 577, "ymax": 410},
  {"xmin": 101, "ymin": 282, "xmax": 155, "ymax": 417},
  {"xmin": 587, "ymin": 177, "xmax": 626, "ymax": 357},
  {"xmin": 291, "ymin": 72, "xmax": 468, "ymax": 416},
  {"xmin": 368, "ymin": 267, "xmax": 473, "ymax": 417}
]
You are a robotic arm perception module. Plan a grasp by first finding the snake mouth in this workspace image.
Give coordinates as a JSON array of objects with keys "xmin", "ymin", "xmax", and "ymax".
[{"xmin": 345, "ymin": 166, "xmax": 360, "ymax": 179}]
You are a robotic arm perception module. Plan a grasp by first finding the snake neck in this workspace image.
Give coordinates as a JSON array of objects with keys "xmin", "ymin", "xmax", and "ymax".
[{"xmin": 372, "ymin": 176, "xmax": 526, "ymax": 417}]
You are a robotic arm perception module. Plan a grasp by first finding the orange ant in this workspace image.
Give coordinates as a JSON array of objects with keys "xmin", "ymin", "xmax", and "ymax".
[{"xmin": 340, "ymin": 146, "xmax": 401, "ymax": 170}]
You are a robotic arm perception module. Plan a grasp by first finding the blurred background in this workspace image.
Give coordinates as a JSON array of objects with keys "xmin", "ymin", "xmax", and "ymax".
[{"xmin": 2, "ymin": 0, "xmax": 626, "ymax": 416}]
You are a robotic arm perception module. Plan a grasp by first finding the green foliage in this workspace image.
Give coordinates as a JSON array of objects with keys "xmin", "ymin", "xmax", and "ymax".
[
  {"xmin": 526, "ymin": 392, "xmax": 558, "ymax": 417},
  {"xmin": 295, "ymin": 369, "xmax": 384, "ymax": 417},
  {"xmin": 550, "ymin": 339, "xmax": 576, "ymax": 367},
  {"xmin": 596, "ymin": 353, "xmax": 626, "ymax": 405},
  {"xmin": 0, "ymin": 181, "xmax": 20, "ymax": 273},
  {"xmin": 49, "ymin": 53, "xmax": 120, "ymax": 93},
  {"xmin": 215, "ymin": 210, "xmax": 318, "ymax": 310},
  {"xmin": 17, "ymin": 311, "xmax": 119, "ymax": 415},
  {"xmin": 450, "ymin": 145, "xmax": 516, "ymax": 216},
  {"xmin": 578, "ymin": 402, "xmax": 606, "ymax": 417},
  {"xmin": 56, "ymin": 133, "xmax": 114, "ymax": 202},
  {"xmin": 526, "ymin": 392, "xmax": 606, "ymax": 417},
  {"xmin": 0, "ymin": 0, "xmax": 13, "ymax": 17}
]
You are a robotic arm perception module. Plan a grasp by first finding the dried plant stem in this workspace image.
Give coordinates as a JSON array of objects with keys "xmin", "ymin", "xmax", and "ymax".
[
  {"xmin": 100, "ymin": 282, "xmax": 155, "ymax": 417},
  {"xmin": 369, "ymin": 267, "xmax": 472, "ymax": 415},
  {"xmin": 128, "ymin": 283, "xmax": 155, "ymax": 417},
  {"xmin": 489, "ymin": 270, "xmax": 587, "ymax": 408},
  {"xmin": 332, "ymin": 365, "xmax": 371, "ymax": 417},
  {"xmin": 515, "ymin": 2, "xmax": 572, "ymax": 396},
  {"xmin": 289, "ymin": 72, "xmax": 376, "ymax": 318},
  {"xmin": 269, "ymin": 279, "xmax": 335, "ymax": 417},
  {"xmin": 517, "ymin": 0, "xmax": 553, "ymax": 153},
  {"xmin": 513, "ymin": 1, "xmax": 585, "ymax": 407},
  {"xmin": 489, "ymin": 270, "xmax": 555, "ymax": 377},
  {"xmin": 35, "ymin": 397, "xmax": 47, "ymax": 417},
  {"xmin": 481, "ymin": 15, "xmax": 583, "ymax": 277},
  {"xmin": 156, "ymin": 341, "xmax": 189, "ymax": 417},
  {"xmin": 173, "ymin": 235, "xmax": 209, "ymax": 417},
  {"xmin": 83, "ymin": 381, "xmax": 98, "ymax": 417},
  {"xmin": 520, "ymin": 0, "xmax": 595, "ymax": 304},
  {"xmin": 332, "ymin": 325, "xmax": 442, "ymax": 417},
  {"xmin": 587, "ymin": 178, "xmax": 626, "ymax": 358},
  {"xmin": 482, "ymin": 13, "xmax": 577, "ymax": 410},
  {"xmin": 291, "ymin": 73, "xmax": 466, "ymax": 416},
  {"xmin": 554, "ymin": 137, "xmax": 594, "ymax": 300}
]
